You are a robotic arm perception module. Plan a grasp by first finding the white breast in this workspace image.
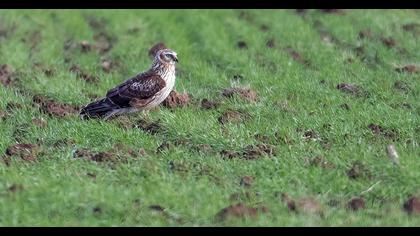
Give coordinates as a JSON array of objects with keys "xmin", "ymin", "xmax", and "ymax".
[{"xmin": 145, "ymin": 68, "xmax": 176, "ymax": 109}]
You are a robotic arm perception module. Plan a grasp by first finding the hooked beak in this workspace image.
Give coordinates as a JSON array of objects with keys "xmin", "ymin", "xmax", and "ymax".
[{"xmin": 170, "ymin": 54, "xmax": 179, "ymax": 63}]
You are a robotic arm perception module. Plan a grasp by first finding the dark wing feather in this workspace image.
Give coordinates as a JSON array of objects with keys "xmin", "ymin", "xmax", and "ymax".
[{"xmin": 105, "ymin": 71, "xmax": 166, "ymax": 109}]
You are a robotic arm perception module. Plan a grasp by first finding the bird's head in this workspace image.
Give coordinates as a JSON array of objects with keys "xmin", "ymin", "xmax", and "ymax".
[{"xmin": 155, "ymin": 49, "xmax": 179, "ymax": 65}]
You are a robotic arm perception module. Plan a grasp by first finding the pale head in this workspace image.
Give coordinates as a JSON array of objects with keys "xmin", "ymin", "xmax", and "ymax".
[{"xmin": 155, "ymin": 49, "xmax": 178, "ymax": 65}]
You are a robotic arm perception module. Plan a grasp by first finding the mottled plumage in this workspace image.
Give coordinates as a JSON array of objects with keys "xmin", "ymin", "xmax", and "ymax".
[{"xmin": 80, "ymin": 48, "xmax": 178, "ymax": 120}]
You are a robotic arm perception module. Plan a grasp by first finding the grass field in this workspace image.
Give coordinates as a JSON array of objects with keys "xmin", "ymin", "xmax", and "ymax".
[{"xmin": 0, "ymin": 9, "xmax": 419, "ymax": 226}]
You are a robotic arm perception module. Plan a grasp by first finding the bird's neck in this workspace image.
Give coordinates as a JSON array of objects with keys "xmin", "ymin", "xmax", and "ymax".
[{"xmin": 150, "ymin": 61, "xmax": 175, "ymax": 80}]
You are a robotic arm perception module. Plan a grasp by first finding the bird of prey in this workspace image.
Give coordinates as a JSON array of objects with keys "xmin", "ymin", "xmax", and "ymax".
[{"xmin": 80, "ymin": 48, "xmax": 179, "ymax": 120}]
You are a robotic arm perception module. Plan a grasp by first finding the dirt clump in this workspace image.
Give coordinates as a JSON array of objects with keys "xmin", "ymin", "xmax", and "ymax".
[
  {"xmin": 402, "ymin": 23, "xmax": 420, "ymax": 35},
  {"xmin": 8, "ymin": 184, "xmax": 24, "ymax": 193},
  {"xmin": 347, "ymin": 161, "xmax": 370, "ymax": 180},
  {"xmin": 336, "ymin": 83, "xmax": 361, "ymax": 95},
  {"xmin": 101, "ymin": 58, "xmax": 119, "ymax": 73},
  {"xmin": 237, "ymin": 41, "xmax": 248, "ymax": 49},
  {"xmin": 92, "ymin": 32, "xmax": 115, "ymax": 54},
  {"xmin": 220, "ymin": 150, "xmax": 240, "ymax": 159},
  {"xmin": 367, "ymin": 123, "xmax": 399, "ymax": 140},
  {"xmin": 280, "ymin": 193, "xmax": 323, "ymax": 215},
  {"xmin": 221, "ymin": 87, "xmax": 259, "ymax": 102},
  {"xmin": 242, "ymin": 144, "xmax": 276, "ymax": 160},
  {"xmin": 347, "ymin": 197, "xmax": 365, "ymax": 211},
  {"xmin": 403, "ymin": 196, "xmax": 420, "ymax": 215},
  {"xmin": 32, "ymin": 95, "xmax": 79, "ymax": 117},
  {"xmin": 4, "ymin": 143, "xmax": 39, "ymax": 162},
  {"xmin": 240, "ymin": 176, "xmax": 254, "ymax": 187},
  {"xmin": 201, "ymin": 99, "xmax": 220, "ymax": 110},
  {"xmin": 0, "ymin": 64, "xmax": 13, "ymax": 86},
  {"xmin": 218, "ymin": 109, "xmax": 250, "ymax": 125},
  {"xmin": 133, "ymin": 119, "xmax": 164, "ymax": 135},
  {"xmin": 162, "ymin": 90, "xmax": 190, "ymax": 108},
  {"xmin": 215, "ymin": 203, "xmax": 268, "ymax": 221},
  {"xmin": 69, "ymin": 65, "xmax": 99, "ymax": 83},
  {"xmin": 380, "ymin": 37, "xmax": 396, "ymax": 48},
  {"xmin": 283, "ymin": 46, "xmax": 311, "ymax": 66},
  {"xmin": 74, "ymin": 149, "xmax": 117, "ymax": 162},
  {"xmin": 395, "ymin": 65, "xmax": 419, "ymax": 74}
]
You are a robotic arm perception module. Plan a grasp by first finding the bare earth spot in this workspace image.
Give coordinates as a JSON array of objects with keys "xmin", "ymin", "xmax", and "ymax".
[
  {"xmin": 149, "ymin": 42, "xmax": 167, "ymax": 58},
  {"xmin": 92, "ymin": 32, "xmax": 115, "ymax": 54},
  {"xmin": 280, "ymin": 193, "xmax": 297, "ymax": 212},
  {"xmin": 237, "ymin": 41, "xmax": 248, "ymax": 49},
  {"xmin": 80, "ymin": 40, "xmax": 92, "ymax": 52},
  {"xmin": 395, "ymin": 65, "xmax": 419, "ymax": 74},
  {"xmin": 74, "ymin": 149, "xmax": 117, "ymax": 162},
  {"xmin": 281, "ymin": 193, "xmax": 323, "ymax": 215},
  {"xmin": 336, "ymin": 83, "xmax": 361, "ymax": 95},
  {"xmin": 201, "ymin": 99, "xmax": 220, "ymax": 110},
  {"xmin": 69, "ymin": 65, "xmax": 99, "ymax": 83},
  {"xmin": 133, "ymin": 119, "xmax": 164, "ymax": 135},
  {"xmin": 221, "ymin": 87, "xmax": 259, "ymax": 102},
  {"xmin": 5, "ymin": 143, "xmax": 39, "ymax": 162},
  {"xmin": 0, "ymin": 110, "xmax": 7, "ymax": 120},
  {"xmin": 32, "ymin": 118, "xmax": 47, "ymax": 128},
  {"xmin": 240, "ymin": 176, "xmax": 253, "ymax": 187},
  {"xmin": 101, "ymin": 58, "xmax": 119, "ymax": 73},
  {"xmin": 403, "ymin": 196, "xmax": 420, "ymax": 215},
  {"xmin": 215, "ymin": 203, "xmax": 268, "ymax": 221},
  {"xmin": 368, "ymin": 123, "xmax": 399, "ymax": 140},
  {"xmin": 347, "ymin": 197, "xmax": 365, "ymax": 211},
  {"xmin": 162, "ymin": 90, "xmax": 190, "ymax": 108},
  {"xmin": 0, "ymin": 64, "xmax": 13, "ymax": 86},
  {"xmin": 8, "ymin": 184, "xmax": 24, "ymax": 193},
  {"xmin": 380, "ymin": 37, "xmax": 396, "ymax": 48},
  {"xmin": 242, "ymin": 144, "xmax": 276, "ymax": 160},
  {"xmin": 220, "ymin": 150, "xmax": 240, "ymax": 159},
  {"xmin": 218, "ymin": 109, "xmax": 250, "ymax": 125},
  {"xmin": 149, "ymin": 205, "xmax": 165, "ymax": 212},
  {"xmin": 402, "ymin": 23, "xmax": 420, "ymax": 35},
  {"xmin": 347, "ymin": 161, "xmax": 370, "ymax": 180},
  {"xmin": 283, "ymin": 46, "xmax": 311, "ymax": 66},
  {"xmin": 33, "ymin": 95, "xmax": 79, "ymax": 117}
]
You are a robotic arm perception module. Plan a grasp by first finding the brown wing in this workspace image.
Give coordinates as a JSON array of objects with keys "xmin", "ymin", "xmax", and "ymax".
[{"xmin": 105, "ymin": 71, "xmax": 166, "ymax": 109}]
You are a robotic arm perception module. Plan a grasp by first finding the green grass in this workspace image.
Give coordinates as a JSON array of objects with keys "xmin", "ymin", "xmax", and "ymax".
[{"xmin": 0, "ymin": 9, "xmax": 419, "ymax": 226}]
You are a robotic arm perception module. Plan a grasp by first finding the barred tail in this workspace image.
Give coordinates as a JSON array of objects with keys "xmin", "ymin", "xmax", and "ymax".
[{"xmin": 80, "ymin": 98, "xmax": 120, "ymax": 119}]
